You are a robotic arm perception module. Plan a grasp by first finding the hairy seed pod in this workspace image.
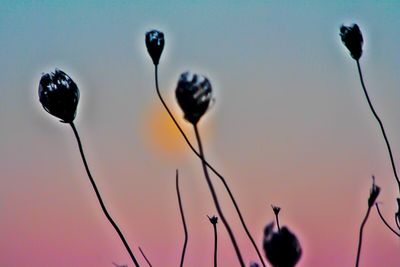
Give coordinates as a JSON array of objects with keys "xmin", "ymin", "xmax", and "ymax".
[
  {"xmin": 263, "ymin": 222, "xmax": 302, "ymax": 267},
  {"xmin": 340, "ymin": 23, "xmax": 363, "ymax": 60},
  {"xmin": 175, "ymin": 71, "xmax": 212, "ymax": 125},
  {"xmin": 38, "ymin": 68, "xmax": 79, "ymax": 123}
]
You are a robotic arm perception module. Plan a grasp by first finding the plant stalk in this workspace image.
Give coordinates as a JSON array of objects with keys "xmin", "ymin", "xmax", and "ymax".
[
  {"xmin": 154, "ymin": 65, "xmax": 266, "ymax": 267},
  {"xmin": 176, "ymin": 170, "xmax": 188, "ymax": 267},
  {"xmin": 355, "ymin": 205, "xmax": 372, "ymax": 267},
  {"xmin": 193, "ymin": 124, "xmax": 245, "ymax": 267},
  {"xmin": 356, "ymin": 60, "xmax": 400, "ymax": 193},
  {"xmin": 69, "ymin": 122, "xmax": 140, "ymax": 267}
]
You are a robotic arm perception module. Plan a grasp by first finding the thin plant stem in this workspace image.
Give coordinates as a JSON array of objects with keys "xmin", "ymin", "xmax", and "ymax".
[
  {"xmin": 176, "ymin": 170, "xmax": 188, "ymax": 267},
  {"xmin": 207, "ymin": 216, "xmax": 218, "ymax": 267},
  {"xmin": 154, "ymin": 65, "xmax": 266, "ymax": 267},
  {"xmin": 375, "ymin": 204, "xmax": 400, "ymax": 237},
  {"xmin": 274, "ymin": 213, "xmax": 280, "ymax": 232},
  {"xmin": 69, "ymin": 122, "xmax": 140, "ymax": 267},
  {"xmin": 356, "ymin": 60, "xmax": 400, "ymax": 193},
  {"xmin": 139, "ymin": 246, "xmax": 152, "ymax": 267},
  {"xmin": 355, "ymin": 205, "xmax": 372, "ymax": 267},
  {"xmin": 193, "ymin": 124, "xmax": 245, "ymax": 267}
]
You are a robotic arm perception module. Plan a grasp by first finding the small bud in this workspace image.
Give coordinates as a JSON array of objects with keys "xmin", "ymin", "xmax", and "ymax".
[
  {"xmin": 263, "ymin": 222, "xmax": 302, "ymax": 267},
  {"xmin": 38, "ymin": 68, "xmax": 79, "ymax": 123},
  {"xmin": 207, "ymin": 215, "xmax": 218, "ymax": 225},
  {"xmin": 145, "ymin": 30, "xmax": 165, "ymax": 66},
  {"xmin": 272, "ymin": 205, "xmax": 281, "ymax": 216},
  {"xmin": 396, "ymin": 198, "xmax": 400, "ymax": 223},
  {"xmin": 368, "ymin": 176, "xmax": 380, "ymax": 207},
  {"xmin": 175, "ymin": 71, "xmax": 213, "ymax": 125},
  {"xmin": 340, "ymin": 23, "xmax": 363, "ymax": 60}
]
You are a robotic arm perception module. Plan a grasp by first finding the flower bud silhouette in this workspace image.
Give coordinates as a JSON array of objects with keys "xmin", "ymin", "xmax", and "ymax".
[
  {"xmin": 263, "ymin": 222, "xmax": 302, "ymax": 267},
  {"xmin": 368, "ymin": 176, "xmax": 380, "ymax": 208},
  {"xmin": 340, "ymin": 23, "xmax": 363, "ymax": 60},
  {"xmin": 38, "ymin": 68, "xmax": 79, "ymax": 123},
  {"xmin": 175, "ymin": 71, "xmax": 212, "ymax": 125},
  {"xmin": 145, "ymin": 29, "xmax": 165, "ymax": 66},
  {"xmin": 208, "ymin": 215, "xmax": 218, "ymax": 225}
]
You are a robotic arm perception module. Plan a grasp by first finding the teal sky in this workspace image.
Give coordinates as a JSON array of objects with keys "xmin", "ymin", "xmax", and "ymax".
[{"xmin": 1, "ymin": 1, "xmax": 400, "ymax": 266}]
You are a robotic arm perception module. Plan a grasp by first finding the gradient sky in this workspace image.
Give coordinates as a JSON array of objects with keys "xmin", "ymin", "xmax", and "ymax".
[{"xmin": 1, "ymin": 1, "xmax": 400, "ymax": 266}]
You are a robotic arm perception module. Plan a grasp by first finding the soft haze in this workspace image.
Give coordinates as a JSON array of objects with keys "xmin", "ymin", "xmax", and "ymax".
[{"xmin": 1, "ymin": 1, "xmax": 400, "ymax": 266}]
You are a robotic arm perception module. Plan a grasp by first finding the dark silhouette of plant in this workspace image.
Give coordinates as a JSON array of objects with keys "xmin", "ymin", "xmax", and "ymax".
[
  {"xmin": 355, "ymin": 176, "xmax": 380, "ymax": 267},
  {"xmin": 145, "ymin": 29, "xmax": 266, "ymax": 267},
  {"xmin": 145, "ymin": 30, "xmax": 164, "ymax": 66},
  {"xmin": 375, "ymin": 203, "xmax": 400, "ymax": 237},
  {"xmin": 271, "ymin": 206, "xmax": 281, "ymax": 231},
  {"xmin": 39, "ymin": 68, "xmax": 79, "ymax": 123},
  {"xmin": 38, "ymin": 69, "xmax": 140, "ymax": 267},
  {"xmin": 112, "ymin": 262, "xmax": 128, "ymax": 267},
  {"xmin": 175, "ymin": 71, "xmax": 245, "ymax": 266},
  {"xmin": 340, "ymin": 23, "xmax": 400, "ymax": 231},
  {"xmin": 396, "ymin": 199, "xmax": 400, "ymax": 230},
  {"xmin": 263, "ymin": 208, "xmax": 302, "ymax": 267},
  {"xmin": 208, "ymin": 215, "xmax": 219, "ymax": 267},
  {"xmin": 139, "ymin": 246, "xmax": 152, "ymax": 267},
  {"xmin": 176, "ymin": 170, "xmax": 188, "ymax": 267}
]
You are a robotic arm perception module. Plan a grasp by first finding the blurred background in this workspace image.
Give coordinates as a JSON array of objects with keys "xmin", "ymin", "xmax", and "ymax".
[{"xmin": 1, "ymin": 1, "xmax": 400, "ymax": 266}]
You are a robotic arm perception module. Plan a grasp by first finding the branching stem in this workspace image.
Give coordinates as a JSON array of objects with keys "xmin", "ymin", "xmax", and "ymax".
[
  {"xmin": 375, "ymin": 204, "xmax": 400, "ymax": 237},
  {"xmin": 194, "ymin": 124, "xmax": 245, "ymax": 267},
  {"xmin": 154, "ymin": 65, "xmax": 266, "ymax": 267}
]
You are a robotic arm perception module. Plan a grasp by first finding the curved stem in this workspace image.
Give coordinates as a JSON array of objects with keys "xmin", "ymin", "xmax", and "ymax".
[
  {"xmin": 176, "ymin": 170, "xmax": 188, "ymax": 267},
  {"xmin": 375, "ymin": 204, "xmax": 400, "ymax": 237},
  {"xmin": 355, "ymin": 205, "xmax": 372, "ymax": 267},
  {"xmin": 69, "ymin": 122, "xmax": 140, "ymax": 267},
  {"xmin": 139, "ymin": 246, "xmax": 152, "ymax": 267},
  {"xmin": 194, "ymin": 124, "xmax": 245, "ymax": 267},
  {"xmin": 154, "ymin": 65, "xmax": 266, "ymax": 267},
  {"xmin": 356, "ymin": 60, "xmax": 400, "ymax": 193},
  {"xmin": 396, "ymin": 214, "xmax": 400, "ymax": 231}
]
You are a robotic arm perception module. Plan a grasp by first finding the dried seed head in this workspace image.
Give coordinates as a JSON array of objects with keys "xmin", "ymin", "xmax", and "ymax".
[
  {"xmin": 38, "ymin": 68, "xmax": 79, "ymax": 123},
  {"xmin": 145, "ymin": 29, "xmax": 165, "ymax": 66},
  {"xmin": 272, "ymin": 205, "xmax": 281, "ymax": 216},
  {"xmin": 263, "ymin": 222, "xmax": 302, "ymax": 267},
  {"xmin": 175, "ymin": 71, "xmax": 213, "ymax": 125},
  {"xmin": 368, "ymin": 176, "xmax": 380, "ymax": 208},
  {"xmin": 207, "ymin": 215, "xmax": 218, "ymax": 225},
  {"xmin": 340, "ymin": 23, "xmax": 363, "ymax": 60}
]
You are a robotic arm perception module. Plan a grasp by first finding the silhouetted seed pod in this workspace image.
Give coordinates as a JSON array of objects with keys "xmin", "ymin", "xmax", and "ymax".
[
  {"xmin": 263, "ymin": 222, "xmax": 302, "ymax": 267},
  {"xmin": 249, "ymin": 262, "xmax": 260, "ymax": 267},
  {"xmin": 175, "ymin": 72, "xmax": 212, "ymax": 125},
  {"xmin": 145, "ymin": 30, "xmax": 165, "ymax": 66},
  {"xmin": 208, "ymin": 215, "xmax": 218, "ymax": 225},
  {"xmin": 340, "ymin": 24, "xmax": 363, "ymax": 60},
  {"xmin": 39, "ymin": 69, "xmax": 79, "ymax": 123},
  {"xmin": 368, "ymin": 176, "xmax": 380, "ymax": 208}
]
